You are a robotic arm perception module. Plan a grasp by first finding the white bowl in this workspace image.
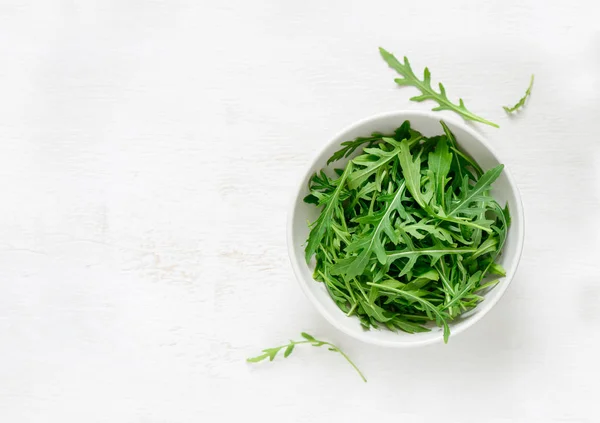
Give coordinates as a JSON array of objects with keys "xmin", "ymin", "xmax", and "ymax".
[{"xmin": 287, "ymin": 110, "xmax": 524, "ymax": 347}]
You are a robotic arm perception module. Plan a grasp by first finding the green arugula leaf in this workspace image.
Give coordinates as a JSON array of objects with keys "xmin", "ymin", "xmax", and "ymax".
[
  {"xmin": 348, "ymin": 133, "xmax": 421, "ymax": 189},
  {"xmin": 447, "ymin": 165, "xmax": 504, "ymax": 218},
  {"xmin": 341, "ymin": 182, "xmax": 406, "ymax": 280},
  {"xmin": 379, "ymin": 48, "xmax": 499, "ymax": 128},
  {"xmin": 386, "ymin": 244, "xmax": 477, "ymax": 277},
  {"xmin": 504, "ymin": 74, "xmax": 534, "ymax": 113},
  {"xmin": 428, "ymin": 136, "xmax": 452, "ymax": 210},
  {"xmin": 247, "ymin": 333, "xmax": 367, "ymax": 382},
  {"xmin": 327, "ymin": 133, "xmax": 385, "ymax": 165},
  {"xmin": 305, "ymin": 163, "xmax": 353, "ymax": 263},
  {"xmin": 397, "ymin": 140, "xmax": 433, "ymax": 211}
]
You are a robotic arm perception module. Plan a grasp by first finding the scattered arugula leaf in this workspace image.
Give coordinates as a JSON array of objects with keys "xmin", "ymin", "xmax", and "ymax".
[
  {"xmin": 503, "ymin": 74, "xmax": 534, "ymax": 113},
  {"xmin": 247, "ymin": 332, "xmax": 367, "ymax": 382},
  {"xmin": 379, "ymin": 47, "xmax": 499, "ymax": 128},
  {"xmin": 305, "ymin": 120, "xmax": 509, "ymax": 342}
]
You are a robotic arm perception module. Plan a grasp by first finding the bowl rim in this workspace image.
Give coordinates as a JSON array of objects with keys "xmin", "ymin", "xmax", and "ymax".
[{"xmin": 286, "ymin": 110, "xmax": 525, "ymax": 347}]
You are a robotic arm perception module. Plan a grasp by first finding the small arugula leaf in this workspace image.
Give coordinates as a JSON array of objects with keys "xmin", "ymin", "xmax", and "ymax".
[
  {"xmin": 348, "ymin": 144, "xmax": 402, "ymax": 189},
  {"xmin": 441, "ymin": 271, "xmax": 482, "ymax": 311},
  {"xmin": 386, "ymin": 244, "xmax": 477, "ymax": 277},
  {"xmin": 504, "ymin": 74, "xmax": 534, "ymax": 114},
  {"xmin": 327, "ymin": 133, "xmax": 385, "ymax": 164},
  {"xmin": 440, "ymin": 121, "xmax": 483, "ymax": 178},
  {"xmin": 397, "ymin": 140, "xmax": 433, "ymax": 211},
  {"xmin": 265, "ymin": 347, "xmax": 283, "ymax": 361},
  {"xmin": 247, "ymin": 333, "xmax": 367, "ymax": 382},
  {"xmin": 428, "ymin": 136, "xmax": 452, "ymax": 210},
  {"xmin": 305, "ymin": 163, "xmax": 353, "ymax": 263},
  {"xmin": 246, "ymin": 353, "xmax": 270, "ymax": 363},
  {"xmin": 347, "ymin": 133, "xmax": 421, "ymax": 190},
  {"xmin": 379, "ymin": 48, "xmax": 499, "ymax": 128},
  {"xmin": 300, "ymin": 332, "xmax": 316, "ymax": 341},
  {"xmin": 400, "ymin": 220, "xmax": 453, "ymax": 244},
  {"xmin": 284, "ymin": 343, "xmax": 295, "ymax": 358},
  {"xmin": 488, "ymin": 262, "xmax": 506, "ymax": 276},
  {"xmin": 468, "ymin": 236, "xmax": 498, "ymax": 260}
]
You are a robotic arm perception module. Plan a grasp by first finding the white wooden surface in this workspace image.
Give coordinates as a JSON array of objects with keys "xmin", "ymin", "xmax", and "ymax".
[{"xmin": 0, "ymin": 1, "xmax": 598, "ymax": 422}]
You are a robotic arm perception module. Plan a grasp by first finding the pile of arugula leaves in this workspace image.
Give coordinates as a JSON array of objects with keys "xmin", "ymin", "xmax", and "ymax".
[{"xmin": 304, "ymin": 121, "xmax": 510, "ymax": 342}]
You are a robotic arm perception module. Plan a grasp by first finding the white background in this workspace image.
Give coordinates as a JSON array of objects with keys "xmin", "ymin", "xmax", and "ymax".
[{"xmin": 0, "ymin": 1, "xmax": 598, "ymax": 422}]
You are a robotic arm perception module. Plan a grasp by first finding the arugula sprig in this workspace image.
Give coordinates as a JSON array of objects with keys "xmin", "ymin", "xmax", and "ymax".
[
  {"xmin": 247, "ymin": 332, "xmax": 367, "ymax": 382},
  {"xmin": 379, "ymin": 48, "xmax": 499, "ymax": 128},
  {"xmin": 304, "ymin": 120, "xmax": 509, "ymax": 342},
  {"xmin": 503, "ymin": 74, "xmax": 534, "ymax": 113},
  {"xmin": 327, "ymin": 133, "xmax": 384, "ymax": 165}
]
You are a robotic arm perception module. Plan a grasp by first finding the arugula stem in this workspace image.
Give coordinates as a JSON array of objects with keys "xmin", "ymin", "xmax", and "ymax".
[
  {"xmin": 345, "ymin": 302, "xmax": 358, "ymax": 317},
  {"xmin": 329, "ymin": 345, "xmax": 367, "ymax": 383},
  {"xmin": 503, "ymin": 74, "xmax": 534, "ymax": 113}
]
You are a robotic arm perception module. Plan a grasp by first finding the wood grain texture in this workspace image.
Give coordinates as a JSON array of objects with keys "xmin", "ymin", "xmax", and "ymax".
[{"xmin": 0, "ymin": 1, "xmax": 598, "ymax": 422}]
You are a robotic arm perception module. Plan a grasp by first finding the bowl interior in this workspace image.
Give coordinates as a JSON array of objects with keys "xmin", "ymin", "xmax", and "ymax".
[{"xmin": 288, "ymin": 111, "xmax": 524, "ymax": 347}]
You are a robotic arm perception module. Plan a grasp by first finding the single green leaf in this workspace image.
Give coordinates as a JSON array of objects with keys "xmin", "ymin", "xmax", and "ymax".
[
  {"xmin": 400, "ymin": 220, "xmax": 453, "ymax": 244},
  {"xmin": 305, "ymin": 163, "xmax": 353, "ymax": 263},
  {"xmin": 348, "ymin": 134, "xmax": 421, "ymax": 189},
  {"xmin": 504, "ymin": 74, "xmax": 534, "ymax": 113},
  {"xmin": 386, "ymin": 244, "xmax": 477, "ymax": 277},
  {"xmin": 246, "ymin": 353, "xmax": 269, "ymax": 363},
  {"xmin": 469, "ymin": 236, "xmax": 498, "ymax": 260},
  {"xmin": 264, "ymin": 347, "xmax": 281, "ymax": 362},
  {"xmin": 327, "ymin": 133, "xmax": 385, "ymax": 165},
  {"xmin": 488, "ymin": 262, "xmax": 506, "ymax": 276},
  {"xmin": 397, "ymin": 140, "xmax": 432, "ymax": 211},
  {"xmin": 440, "ymin": 121, "xmax": 483, "ymax": 177},
  {"xmin": 284, "ymin": 343, "xmax": 295, "ymax": 358},
  {"xmin": 300, "ymin": 332, "xmax": 316, "ymax": 342},
  {"xmin": 441, "ymin": 271, "xmax": 482, "ymax": 311},
  {"xmin": 474, "ymin": 279, "xmax": 500, "ymax": 293},
  {"xmin": 428, "ymin": 136, "xmax": 452, "ymax": 210},
  {"xmin": 379, "ymin": 47, "xmax": 499, "ymax": 128}
]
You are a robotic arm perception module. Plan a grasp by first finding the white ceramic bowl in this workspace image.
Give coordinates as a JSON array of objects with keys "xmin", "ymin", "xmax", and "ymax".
[{"xmin": 287, "ymin": 110, "xmax": 524, "ymax": 347}]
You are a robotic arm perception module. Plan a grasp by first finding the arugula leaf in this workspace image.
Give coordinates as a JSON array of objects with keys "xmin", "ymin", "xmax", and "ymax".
[
  {"xmin": 504, "ymin": 74, "xmax": 534, "ymax": 113},
  {"xmin": 386, "ymin": 244, "xmax": 477, "ymax": 277},
  {"xmin": 247, "ymin": 333, "xmax": 367, "ymax": 382},
  {"xmin": 397, "ymin": 139, "xmax": 433, "ymax": 211},
  {"xmin": 341, "ymin": 182, "xmax": 406, "ymax": 280},
  {"xmin": 348, "ymin": 133, "xmax": 421, "ymax": 189},
  {"xmin": 447, "ymin": 165, "xmax": 503, "ymax": 218},
  {"xmin": 348, "ymin": 144, "xmax": 402, "ymax": 190},
  {"xmin": 327, "ymin": 133, "xmax": 384, "ymax": 165},
  {"xmin": 428, "ymin": 136, "xmax": 452, "ymax": 210},
  {"xmin": 305, "ymin": 162, "xmax": 353, "ymax": 263},
  {"xmin": 379, "ymin": 48, "xmax": 499, "ymax": 128}
]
